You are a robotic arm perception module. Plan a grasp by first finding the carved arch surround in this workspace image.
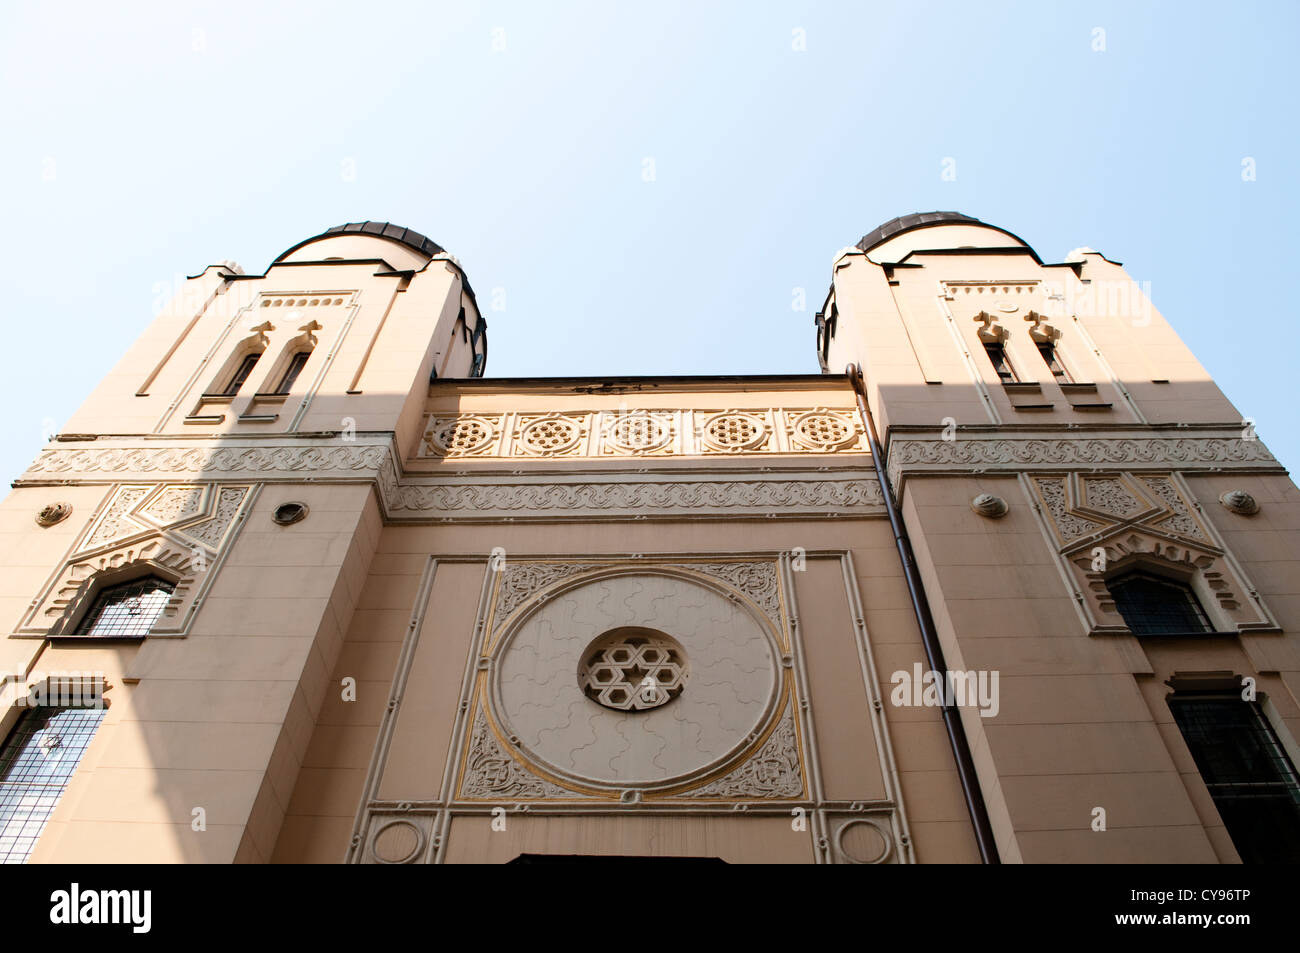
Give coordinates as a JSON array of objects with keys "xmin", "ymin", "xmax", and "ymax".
[
  {"xmin": 1027, "ymin": 472, "xmax": 1278, "ymax": 635},
  {"xmin": 458, "ymin": 561, "xmax": 805, "ymax": 801},
  {"xmin": 18, "ymin": 483, "xmax": 254, "ymax": 637}
]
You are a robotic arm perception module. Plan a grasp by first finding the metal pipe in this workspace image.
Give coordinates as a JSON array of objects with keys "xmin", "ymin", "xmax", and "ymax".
[{"xmin": 846, "ymin": 364, "xmax": 1001, "ymax": 864}]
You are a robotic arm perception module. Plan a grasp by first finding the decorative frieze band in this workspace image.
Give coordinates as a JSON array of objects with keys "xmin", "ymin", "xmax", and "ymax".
[
  {"xmin": 25, "ymin": 443, "xmax": 390, "ymax": 478},
  {"xmin": 886, "ymin": 434, "xmax": 1281, "ymax": 489},
  {"xmin": 420, "ymin": 407, "xmax": 867, "ymax": 459},
  {"xmin": 382, "ymin": 473, "xmax": 884, "ymax": 521},
  {"xmin": 20, "ymin": 441, "xmax": 885, "ymax": 522}
]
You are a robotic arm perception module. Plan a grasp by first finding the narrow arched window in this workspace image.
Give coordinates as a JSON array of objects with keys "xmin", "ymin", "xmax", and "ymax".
[
  {"xmin": 222, "ymin": 352, "xmax": 262, "ymax": 396},
  {"xmin": 1107, "ymin": 571, "xmax": 1212, "ymax": 635},
  {"xmin": 272, "ymin": 351, "xmax": 311, "ymax": 395},
  {"xmin": 983, "ymin": 342, "xmax": 1019, "ymax": 383},
  {"xmin": 75, "ymin": 576, "xmax": 175, "ymax": 638},
  {"xmin": 1035, "ymin": 341, "xmax": 1074, "ymax": 383}
]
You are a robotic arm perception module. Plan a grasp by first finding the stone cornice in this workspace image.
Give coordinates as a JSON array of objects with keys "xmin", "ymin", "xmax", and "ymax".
[
  {"xmin": 17, "ymin": 439, "xmax": 885, "ymax": 522},
  {"xmin": 886, "ymin": 432, "xmax": 1282, "ymax": 491}
]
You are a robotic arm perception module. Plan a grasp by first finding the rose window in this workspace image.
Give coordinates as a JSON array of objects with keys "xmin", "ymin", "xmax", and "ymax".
[{"xmin": 578, "ymin": 627, "xmax": 688, "ymax": 712}]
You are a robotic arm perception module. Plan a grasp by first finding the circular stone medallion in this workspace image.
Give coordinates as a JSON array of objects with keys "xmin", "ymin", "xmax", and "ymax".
[{"xmin": 492, "ymin": 571, "xmax": 780, "ymax": 790}]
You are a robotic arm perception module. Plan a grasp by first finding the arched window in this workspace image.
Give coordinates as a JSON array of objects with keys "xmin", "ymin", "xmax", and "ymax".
[
  {"xmin": 1107, "ymin": 571, "xmax": 1213, "ymax": 635},
  {"xmin": 271, "ymin": 351, "xmax": 311, "ymax": 395},
  {"xmin": 982, "ymin": 342, "xmax": 1019, "ymax": 383},
  {"xmin": 221, "ymin": 352, "xmax": 262, "ymax": 396},
  {"xmin": 75, "ymin": 576, "xmax": 175, "ymax": 638},
  {"xmin": 1035, "ymin": 341, "xmax": 1074, "ymax": 383}
]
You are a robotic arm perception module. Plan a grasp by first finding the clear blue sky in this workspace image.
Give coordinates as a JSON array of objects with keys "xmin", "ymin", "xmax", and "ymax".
[{"xmin": 2, "ymin": 0, "xmax": 1297, "ymax": 483}]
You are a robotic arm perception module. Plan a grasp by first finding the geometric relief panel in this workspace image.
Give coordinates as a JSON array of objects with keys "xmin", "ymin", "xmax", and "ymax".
[
  {"xmin": 454, "ymin": 562, "xmax": 807, "ymax": 802},
  {"xmin": 1032, "ymin": 471, "xmax": 1212, "ymax": 553},
  {"xmin": 1030, "ymin": 472, "xmax": 1277, "ymax": 635},
  {"xmin": 22, "ymin": 482, "xmax": 252, "ymax": 636}
]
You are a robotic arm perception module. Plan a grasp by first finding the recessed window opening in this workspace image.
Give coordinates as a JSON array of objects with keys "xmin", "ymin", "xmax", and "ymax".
[
  {"xmin": 983, "ymin": 342, "xmax": 1019, "ymax": 383},
  {"xmin": 1108, "ymin": 571, "xmax": 1213, "ymax": 635},
  {"xmin": 273, "ymin": 352, "xmax": 311, "ymax": 395},
  {"xmin": 1036, "ymin": 341, "xmax": 1074, "ymax": 383},
  {"xmin": 75, "ymin": 576, "xmax": 174, "ymax": 638},
  {"xmin": 222, "ymin": 352, "xmax": 262, "ymax": 396}
]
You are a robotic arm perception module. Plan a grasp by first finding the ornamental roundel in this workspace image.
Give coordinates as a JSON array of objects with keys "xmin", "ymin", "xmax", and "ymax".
[
  {"xmin": 517, "ymin": 415, "xmax": 583, "ymax": 455},
  {"xmin": 427, "ymin": 416, "xmax": 495, "ymax": 456},
  {"xmin": 789, "ymin": 410, "xmax": 858, "ymax": 452},
  {"xmin": 490, "ymin": 570, "xmax": 782, "ymax": 789},
  {"xmin": 577, "ymin": 627, "xmax": 688, "ymax": 711},
  {"xmin": 604, "ymin": 411, "xmax": 673, "ymax": 454},
  {"xmin": 700, "ymin": 411, "xmax": 768, "ymax": 452}
]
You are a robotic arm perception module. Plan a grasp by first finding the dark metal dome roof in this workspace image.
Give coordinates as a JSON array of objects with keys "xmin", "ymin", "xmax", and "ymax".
[
  {"xmin": 274, "ymin": 221, "xmax": 446, "ymax": 262},
  {"xmin": 856, "ymin": 211, "xmax": 1028, "ymax": 254}
]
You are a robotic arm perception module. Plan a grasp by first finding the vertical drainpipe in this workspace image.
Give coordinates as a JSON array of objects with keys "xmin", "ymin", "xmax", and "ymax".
[{"xmin": 846, "ymin": 364, "xmax": 1001, "ymax": 864}]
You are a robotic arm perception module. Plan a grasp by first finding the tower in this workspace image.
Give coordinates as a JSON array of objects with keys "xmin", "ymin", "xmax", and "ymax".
[
  {"xmin": 1, "ymin": 223, "xmax": 484, "ymax": 861},
  {"xmin": 820, "ymin": 212, "xmax": 1300, "ymax": 862}
]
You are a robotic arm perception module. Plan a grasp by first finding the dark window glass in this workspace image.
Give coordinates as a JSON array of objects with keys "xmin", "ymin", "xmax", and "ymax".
[
  {"xmin": 983, "ymin": 342, "xmax": 1018, "ymax": 383},
  {"xmin": 75, "ymin": 576, "xmax": 174, "ymax": 638},
  {"xmin": 1108, "ymin": 572, "xmax": 1213, "ymax": 635},
  {"xmin": 0, "ymin": 706, "xmax": 106, "ymax": 863},
  {"xmin": 273, "ymin": 352, "xmax": 311, "ymax": 395},
  {"xmin": 1036, "ymin": 342, "xmax": 1073, "ymax": 383},
  {"xmin": 222, "ymin": 353, "xmax": 261, "ymax": 396},
  {"xmin": 1170, "ymin": 696, "xmax": 1300, "ymax": 863}
]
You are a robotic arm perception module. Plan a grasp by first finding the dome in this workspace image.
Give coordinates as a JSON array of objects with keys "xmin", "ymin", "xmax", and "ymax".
[
  {"xmin": 855, "ymin": 211, "xmax": 1030, "ymax": 254},
  {"xmin": 274, "ymin": 221, "xmax": 446, "ymax": 263}
]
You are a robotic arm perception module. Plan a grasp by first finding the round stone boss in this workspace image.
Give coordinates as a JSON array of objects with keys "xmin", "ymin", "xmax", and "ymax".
[{"xmin": 488, "ymin": 568, "xmax": 783, "ymax": 791}]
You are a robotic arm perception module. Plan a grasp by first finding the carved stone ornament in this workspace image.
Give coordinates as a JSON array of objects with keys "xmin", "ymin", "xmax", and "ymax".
[
  {"xmin": 35, "ymin": 502, "xmax": 72, "ymax": 527},
  {"xmin": 970, "ymin": 493, "xmax": 1009, "ymax": 518},
  {"xmin": 1219, "ymin": 489, "xmax": 1260, "ymax": 516}
]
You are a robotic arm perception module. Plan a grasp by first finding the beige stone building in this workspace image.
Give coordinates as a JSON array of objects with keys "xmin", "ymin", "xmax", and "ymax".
[{"xmin": 1, "ymin": 214, "xmax": 1296, "ymax": 864}]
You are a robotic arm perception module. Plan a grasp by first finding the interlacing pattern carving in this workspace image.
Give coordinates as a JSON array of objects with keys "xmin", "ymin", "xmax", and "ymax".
[
  {"xmin": 888, "ymin": 435, "xmax": 1279, "ymax": 487},
  {"xmin": 85, "ymin": 487, "xmax": 151, "ymax": 547},
  {"xmin": 1031, "ymin": 472, "xmax": 1275, "ymax": 634},
  {"xmin": 181, "ymin": 488, "xmax": 248, "ymax": 549},
  {"xmin": 22, "ymin": 442, "xmax": 883, "ymax": 521},
  {"xmin": 139, "ymin": 486, "xmax": 205, "ymax": 525},
  {"xmin": 683, "ymin": 700, "xmax": 802, "ymax": 799},
  {"xmin": 689, "ymin": 562, "xmax": 781, "ymax": 627},
  {"xmin": 26, "ymin": 444, "xmax": 390, "ymax": 476},
  {"xmin": 494, "ymin": 563, "xmax": 596, "ymax": 620},
  {"xmin": 1036, "ymin": 479, "xmax": 1104, "ymax": 542},
  {"xmin": 1082, "ymin": 478, "xmax": 1143, "ymax": 519},
  {"xmin": 1035, "ymin": 473, "xmax": 1211, "ymax": 550},
  {"xmin": 387, "ymin": 478, "xmax": 883, "ymax": 518},
  {"xmin": 459, "ymin": 711, "xmax": 575, "ymax": 799},
  {"xmin": 22, "ymin": 483, "xmax": 252, "ymax": 636},
  {"xmin": 1140, "ymin": 476, "xmax": 1207, "ymax": 540}
]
